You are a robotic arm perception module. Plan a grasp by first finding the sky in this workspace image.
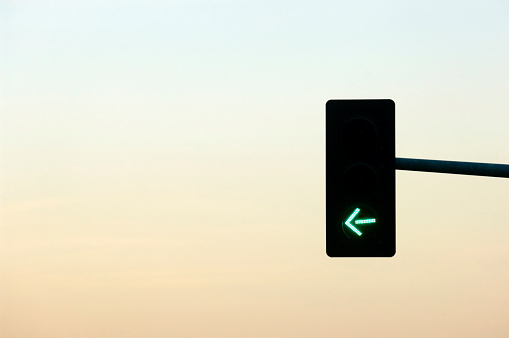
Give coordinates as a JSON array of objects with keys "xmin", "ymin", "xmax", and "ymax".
[{"xmin": 1, "ymin": 0, "xmax": 509, "ymax": 337}]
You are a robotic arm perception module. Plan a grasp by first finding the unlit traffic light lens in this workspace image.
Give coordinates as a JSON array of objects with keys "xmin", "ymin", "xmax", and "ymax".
[{"xmin": 343, "ymin": 164, "xmax": 377, "ymax": 197}]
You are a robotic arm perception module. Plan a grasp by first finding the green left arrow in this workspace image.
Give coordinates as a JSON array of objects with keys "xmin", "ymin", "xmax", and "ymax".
[{"xmin": 344, "ymin": 208, "xmax": 377, "ymax": 236}]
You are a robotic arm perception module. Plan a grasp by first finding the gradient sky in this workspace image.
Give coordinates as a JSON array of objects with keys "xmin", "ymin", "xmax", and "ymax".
[{"xmin": 1, "ymin": 1, "xmax": 509, "ymax": 337}]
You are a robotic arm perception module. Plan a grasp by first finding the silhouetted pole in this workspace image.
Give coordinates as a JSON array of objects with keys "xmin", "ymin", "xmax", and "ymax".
[{"xmin": 396, "ymin": 158, "xmax": 509, "ymax": 178}]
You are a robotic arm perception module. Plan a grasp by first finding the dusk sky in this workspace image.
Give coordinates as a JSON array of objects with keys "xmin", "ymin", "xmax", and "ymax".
[{"xmin": 2, "ymin": 1, "xmax": 509, "ymax": 337}]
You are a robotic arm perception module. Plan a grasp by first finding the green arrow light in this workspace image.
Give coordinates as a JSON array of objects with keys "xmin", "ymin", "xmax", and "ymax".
[{"xmin": 344, "ymin": 208, "xmax": 377, "ymax": 237}]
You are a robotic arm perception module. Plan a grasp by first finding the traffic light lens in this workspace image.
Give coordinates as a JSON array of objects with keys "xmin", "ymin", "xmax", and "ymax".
[
  {"xmin": 343, "ymin": 118, "xmax": 376, "ymax": 151},
  {"xmin": 343, "ymin": 164, "xmax": 377, "ymax": 196},
  {"xmin": 342, "ymin": 206, "xmax": 378, "ymax": 239}
]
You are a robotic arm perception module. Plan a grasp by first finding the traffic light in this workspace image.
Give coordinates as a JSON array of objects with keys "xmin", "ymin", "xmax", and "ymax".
[{"xmin": 326, "ymin": 99, "xmax": 395, "ymax": 257}]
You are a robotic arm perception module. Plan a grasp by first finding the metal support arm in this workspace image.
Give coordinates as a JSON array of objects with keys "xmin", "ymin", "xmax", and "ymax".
[{"xmin": 395, "ymin": 158, "xmax": 509, "ymax": 178}]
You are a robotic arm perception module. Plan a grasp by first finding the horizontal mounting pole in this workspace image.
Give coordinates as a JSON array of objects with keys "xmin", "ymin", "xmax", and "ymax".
[{"xmin": 395, "ymin": 158, "xmax": 509, "ymax": 178}]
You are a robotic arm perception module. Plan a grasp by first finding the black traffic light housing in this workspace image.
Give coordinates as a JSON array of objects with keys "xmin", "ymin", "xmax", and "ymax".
[{"xmin": 326, "ymin": 99, "xmax": 395, "ymax": 257}]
